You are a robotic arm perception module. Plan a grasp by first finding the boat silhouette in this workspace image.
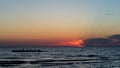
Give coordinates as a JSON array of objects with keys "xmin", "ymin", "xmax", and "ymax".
[{"xmin": 11, "ymin": 49, "xmax": 46, "ymax": 52}]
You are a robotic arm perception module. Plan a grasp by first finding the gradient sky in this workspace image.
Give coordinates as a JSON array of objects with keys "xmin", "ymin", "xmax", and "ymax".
[{"xmin": 0, "ymin": 0, "xmax": 120, "ymax": 43}]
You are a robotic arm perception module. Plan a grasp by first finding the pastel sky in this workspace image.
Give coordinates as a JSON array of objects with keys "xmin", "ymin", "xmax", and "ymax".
[{"xmin": 0, "ymin": 0, "xmax": 120, "ymax": 43}]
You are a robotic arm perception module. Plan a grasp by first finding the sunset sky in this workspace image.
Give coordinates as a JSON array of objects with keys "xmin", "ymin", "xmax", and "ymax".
[{"xmin": 0, "ymin": 0, "xmax": 120, "ymax": 46}]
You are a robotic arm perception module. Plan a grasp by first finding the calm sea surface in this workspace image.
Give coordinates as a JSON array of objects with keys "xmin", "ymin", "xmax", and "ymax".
[{"xmin": 0, "ymin": 47, "xmax": 120, "ymax": 68}]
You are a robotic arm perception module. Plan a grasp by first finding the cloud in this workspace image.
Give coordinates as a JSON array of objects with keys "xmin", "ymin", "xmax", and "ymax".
[
  {"xmin": 84, "ymin": 38, "xmax": 112, "ymax": 46},
  {"xmin": 83, "ymin": 34, "xmax": 120, "ymax": 46},
  {"xmin": 109, "ymin": 34, "xmax": 120, "ymax": 40}
]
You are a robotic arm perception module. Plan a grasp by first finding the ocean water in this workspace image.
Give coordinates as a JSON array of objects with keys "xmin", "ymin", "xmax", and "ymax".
[{"xmin": 0, "ymin": 47, "xmax": 120, "ymax": 68}]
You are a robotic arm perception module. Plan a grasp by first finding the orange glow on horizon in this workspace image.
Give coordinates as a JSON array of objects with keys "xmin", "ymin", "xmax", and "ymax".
[{"xmin": 57, "ymin": 40, "xmax": 84, "ymax": 47}]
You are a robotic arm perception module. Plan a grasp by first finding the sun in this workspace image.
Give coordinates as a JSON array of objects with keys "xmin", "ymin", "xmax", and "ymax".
[
  {"xmin": 57, "ymin": 40, "xmax": 84, "ymax": 47},
  {"xmin": 70, "ymin": 40, "xmax": 83, "ymax": 45},
  {"xmin": 68, "ymin": 40, "xmax": 84, "ymax": 47}
]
